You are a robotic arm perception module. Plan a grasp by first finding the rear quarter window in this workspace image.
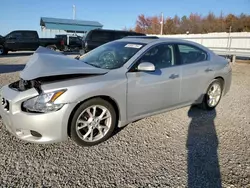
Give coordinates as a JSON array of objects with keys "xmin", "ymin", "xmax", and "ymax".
[{"xmin": 178, "ymin": 44, "xmax": 208, "ymax": 64}]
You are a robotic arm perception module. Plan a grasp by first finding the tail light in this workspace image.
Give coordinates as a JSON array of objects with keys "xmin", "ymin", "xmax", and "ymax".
[{"xmin": 61, "ymin": 40, "xmax": 64, "ymax": 46}]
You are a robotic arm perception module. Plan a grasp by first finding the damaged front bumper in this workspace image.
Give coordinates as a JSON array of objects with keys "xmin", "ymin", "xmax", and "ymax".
[{"xmin": 0, "ymin": 84, "xmax": 75, "ymax": 144}]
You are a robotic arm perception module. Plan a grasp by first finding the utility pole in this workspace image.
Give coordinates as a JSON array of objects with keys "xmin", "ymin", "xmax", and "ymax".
[
  {"xmin": 160, "ymin": 12, "xmax": 164, "ymax": 35},
  {"xmin": 73, "ymin": 5, "xmax": 76, "ymax": 20}
]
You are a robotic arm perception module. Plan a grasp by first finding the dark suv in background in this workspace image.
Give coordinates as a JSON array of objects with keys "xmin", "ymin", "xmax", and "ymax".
[{"xmin": 83, "ymin": 29, "xmax": 145, "ymax": 52}]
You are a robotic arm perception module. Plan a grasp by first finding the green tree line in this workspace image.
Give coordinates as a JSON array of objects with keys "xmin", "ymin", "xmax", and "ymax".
[{"xmin": 133, "ymin": 12, "xmax": 250, "ymax": 34}]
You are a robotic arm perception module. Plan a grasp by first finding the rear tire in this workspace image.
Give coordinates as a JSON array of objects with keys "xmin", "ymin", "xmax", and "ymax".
[
  {"xmin": 70, "ymin": 98, "xmax": 117, "ymax": 147},
  {"xmin": 199, "ymin": 79, "xmax": 223, "ymax": 111},
  {"xmin": 0, "ymin": 46, "xmax": 8, "ymax": 55}
]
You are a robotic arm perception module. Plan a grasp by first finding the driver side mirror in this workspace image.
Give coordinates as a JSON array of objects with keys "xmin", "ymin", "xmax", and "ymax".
[{"xmin": 137, "ymin": 62, "xmax": 155, "ymax": 72}]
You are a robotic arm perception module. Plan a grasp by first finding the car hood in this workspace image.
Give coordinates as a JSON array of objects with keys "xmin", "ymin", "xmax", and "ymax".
[{"xmin": 20, "ymin": 46, "xmax": 109, "ymax": 80}]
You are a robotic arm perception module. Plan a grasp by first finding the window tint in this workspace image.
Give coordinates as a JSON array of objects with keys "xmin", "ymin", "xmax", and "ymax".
[
  {"xmin": 22, "ymin": 32, "xmax": 37, "ymax": 39},
  {"xmin": 138, "ymin": 44, "xmax": 175, "ymax": 69},
  {"xmin": 178, "ymin": 44, "xmax": 207, "ymax": 64},
  {"xmin": 8, "ymin": 32, "xmax": 23, "ymax": 39},
  {"xmin": 91, "ymin": 31, "xmax": 112, "ymax": 41}
]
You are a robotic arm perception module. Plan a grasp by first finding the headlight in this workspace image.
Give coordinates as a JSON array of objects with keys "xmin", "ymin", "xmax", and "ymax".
[{"xmin": 22, "ymin": 89, "xmax": 67, "ymax": 113}]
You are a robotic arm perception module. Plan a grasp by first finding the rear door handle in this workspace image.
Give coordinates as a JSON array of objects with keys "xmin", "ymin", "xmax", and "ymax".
[
  {"xmin": 169, "ymin": 74, "xmax": 179, "ymax": 79},
  {"xmin": 205, "ymin": 68, "xmax": 213, "ymax": 72}
]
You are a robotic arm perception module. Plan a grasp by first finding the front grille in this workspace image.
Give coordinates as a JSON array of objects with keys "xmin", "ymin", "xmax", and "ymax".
[{"xmin": 1, "ymin": 97, "xmax": 10, "ymax": 112}]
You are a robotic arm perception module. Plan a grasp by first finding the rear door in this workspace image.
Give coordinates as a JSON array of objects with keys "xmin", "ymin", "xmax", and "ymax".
[
  {"xmin": 20, "ymin": 31, "xmax": 39, "ymax": 50},
  {"xmin": 127, "ymin": 43, "xmax": 181, "ymax": 119},
  {"xmin": 177, "ymin": 44, "xmax": 211, "ymax": 104}
]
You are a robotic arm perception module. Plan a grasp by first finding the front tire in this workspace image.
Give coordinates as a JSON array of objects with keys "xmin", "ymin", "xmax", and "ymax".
[
  {"xmin": 70, "ymin": 98, "xmax": 117, "ymax": 146},
  {"xmin": 200, "ymin": 79, "xmax": 223, "ymax": 111}
]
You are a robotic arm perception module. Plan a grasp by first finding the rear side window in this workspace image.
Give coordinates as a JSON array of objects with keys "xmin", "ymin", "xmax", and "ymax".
[
  {"xmin": 91, "ymin": 31, "xmax": 112, "ymax": 41},
  {"xmin": 22, "ymin": 32, "xmax": 37, "ymax": 39},
  {"xmin": 178, "ymin": 44, "xmax": 207, "ymax": 64}
]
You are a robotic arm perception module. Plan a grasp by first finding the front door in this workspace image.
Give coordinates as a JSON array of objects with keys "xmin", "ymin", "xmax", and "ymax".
[
  {"xmin": 127, "ymin": 43, "xmax": 181, "ymax": 120},
  {"xmin": 4, "ymin": 31, "xmax": 23, "ymax": 50}
]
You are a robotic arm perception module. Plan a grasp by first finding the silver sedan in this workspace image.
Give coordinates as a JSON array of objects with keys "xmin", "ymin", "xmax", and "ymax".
[{"xmin": 0, "ymin": 36, "xmax": 232, "ymax": 146}]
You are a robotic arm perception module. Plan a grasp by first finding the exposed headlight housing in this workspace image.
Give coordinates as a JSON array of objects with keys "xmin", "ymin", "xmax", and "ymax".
[{"xmin": 22, "ymin": 89, "xmax": 66, "ymax": 113}]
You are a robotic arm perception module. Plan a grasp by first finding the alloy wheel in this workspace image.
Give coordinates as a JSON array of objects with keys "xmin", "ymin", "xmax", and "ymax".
[
  {"xmin": 75, "ymin": 105, "xmax": 112, "ymax": 142},
  {"xmin": 207, "ymin": 82, "xmax": 222, "ymax": 107}
]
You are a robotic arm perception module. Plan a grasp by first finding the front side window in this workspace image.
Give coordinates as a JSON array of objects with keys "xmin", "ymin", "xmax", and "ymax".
[
  {"xmin": 8, "ymin": 32, "xmax": 22, "ymax": 39},
  {"xmin": 137, "ymin": 44, "xmax": 175, "ymax": 69},
  {"xmin": 178, "ymin": 44, "xmax": 207, "ymax": 64},
  {"xmin": 80, "ymin": 41, "xmax": 145, "ymax": 69}
]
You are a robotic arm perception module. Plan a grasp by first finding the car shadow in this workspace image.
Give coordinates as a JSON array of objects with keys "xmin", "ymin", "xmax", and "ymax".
[
  {"xmin": 0, "ymin": 64, "xmax": 25, "ymax": 74},
  {"xmin": 186, "ymin": 106, "xmax": 222, "ymax": 188},
  {"xmin": 0, "ymin": 52, "xmax": 33, "ymax": 57}
]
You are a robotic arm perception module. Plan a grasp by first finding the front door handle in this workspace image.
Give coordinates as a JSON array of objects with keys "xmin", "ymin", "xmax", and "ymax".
[
  {"xmin": 205, "ymin": 68, "xmax": 213, "ymax": 72},
  {"xmin": 169, "ymin": 74, "xmax": 179, "ymax": 79}
]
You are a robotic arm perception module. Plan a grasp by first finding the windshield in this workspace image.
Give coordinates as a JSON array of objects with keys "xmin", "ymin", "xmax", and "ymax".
[{"xmin": 80, "ymin": 41, "xmax": 145, "ymax": 69}]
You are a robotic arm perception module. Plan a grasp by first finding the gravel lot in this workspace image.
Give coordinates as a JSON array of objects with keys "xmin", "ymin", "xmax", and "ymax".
[{"xmin": 0, "ymin": 53, "xmax": 249, "ymax": 187}]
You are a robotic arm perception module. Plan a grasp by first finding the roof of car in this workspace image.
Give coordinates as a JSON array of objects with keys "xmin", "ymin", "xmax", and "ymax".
[
  {"xmin": 117, "ymin": 36, "xmax": 213, "ymax": 53},
  {"xmin": 118, "ymin": 36, "xmax": 188, "ymax": 44},
  {"xmin": 91, "ymin": 29, "xmax": 143, "ymax": 33}
]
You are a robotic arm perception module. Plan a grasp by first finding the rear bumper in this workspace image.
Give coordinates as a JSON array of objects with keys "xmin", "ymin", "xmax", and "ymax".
[{"xmin": 0, "ymin": 85, "xmax": 75, "ymax": 144}]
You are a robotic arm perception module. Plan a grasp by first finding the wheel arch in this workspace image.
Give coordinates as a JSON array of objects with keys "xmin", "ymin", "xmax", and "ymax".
[
  {"xmin": 214, "ymin": 76, "xmax": 225, "ymax": 92},
  {"xmin": 67, "ymin": 95, "xmax": 120, "ymax": 136},
  {"xmin": 198, "ymin": 76, "xmax": 225, "ymax": 104}
]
